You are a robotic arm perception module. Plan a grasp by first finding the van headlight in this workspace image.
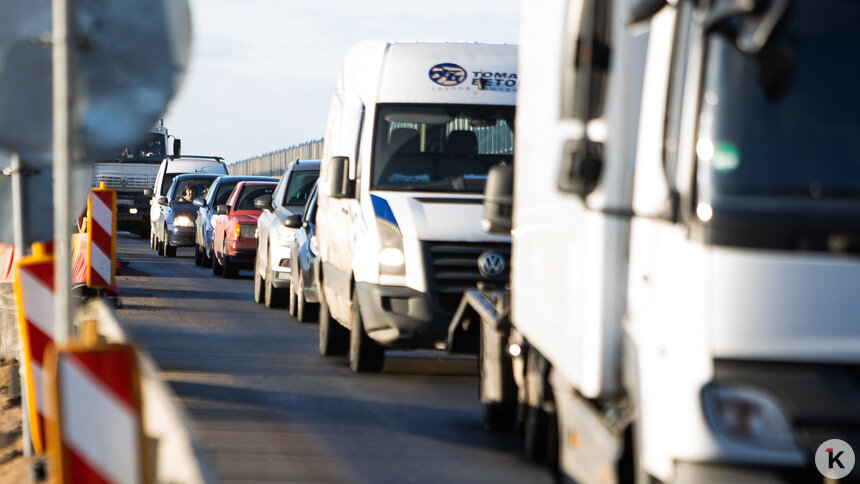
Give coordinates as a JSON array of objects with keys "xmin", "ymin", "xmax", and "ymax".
[
  {"xmin": 702, "ymin": 383, "xmax": 798, "ymax": 451},
  {"xmin": 377, "ymin": 219, "xmax": 405, "ymax": 275}
]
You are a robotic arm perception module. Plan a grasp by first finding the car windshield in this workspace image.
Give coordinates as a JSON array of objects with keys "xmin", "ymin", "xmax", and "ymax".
[
  {"xmin": 114, "ymin": 132, "xmax": 166, "ymax": 163},
  {"xmin": 698, "ymin": 0, "xmax": 860, "ymax": 200},
  {"xmin": 235, "ymin": 185, "xmax": 276, "ymax": 211},
  {"xmin": 284, "ymin": 171, "xmax": 319, "ymax": 206},
  {"xmin": 371, "ymin": 104, "xmax": 515, "ymax": 193},
  {"xmin": 171, "ymin": 178, "xmax": 215, "ymax": 204}
]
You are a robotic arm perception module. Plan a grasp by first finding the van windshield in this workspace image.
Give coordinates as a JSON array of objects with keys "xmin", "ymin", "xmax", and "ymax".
[{"xmin": 371, "ymin": 104, "xmax": 515, "ymax": 193}]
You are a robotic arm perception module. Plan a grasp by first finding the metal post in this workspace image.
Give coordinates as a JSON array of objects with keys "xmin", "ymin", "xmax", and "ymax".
[{"xmin": 52, "ymin": 0, "xmax": 74, "ymax": 343}]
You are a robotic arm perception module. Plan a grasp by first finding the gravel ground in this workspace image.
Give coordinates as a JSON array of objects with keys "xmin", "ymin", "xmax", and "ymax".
[{"xmin": 0, "ymin": 358, "xmax": 26, "ymax": 484}]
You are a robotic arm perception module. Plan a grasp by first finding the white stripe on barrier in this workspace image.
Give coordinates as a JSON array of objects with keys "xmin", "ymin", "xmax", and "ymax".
[
  {"xmin": 32, "ymin": 362, "xmax": 48, "ymax": 418},
  {"xmin": 60, "ymin": 356, "xmax": 141, "ymax": 484},
  {"xmin": 90, "ymin": 244, "xmax": 112, "ymax": 284},
  {"xmin": 20, "ymin": 270, "xmax": 54, "ymax": 336},
  {"xmin": 91, "ymin": 192, "xmax": 113, "ymax": 233}
]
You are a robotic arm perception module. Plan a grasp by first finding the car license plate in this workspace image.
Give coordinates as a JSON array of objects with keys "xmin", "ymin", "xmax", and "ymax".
[{"xmin": 117, "ymin": 199, "xmax": 133, "ymax": 206}]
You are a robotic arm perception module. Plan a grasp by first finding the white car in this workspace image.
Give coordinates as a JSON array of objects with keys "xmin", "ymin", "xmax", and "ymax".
[{"xmin": 253, "ymin": 159, "xmax": 320, "ymax": 308}]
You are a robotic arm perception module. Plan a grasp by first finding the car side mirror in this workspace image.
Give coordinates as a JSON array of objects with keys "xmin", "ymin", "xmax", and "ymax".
[
  {"xmin": 192, "ymin": 197, "xmax": 206, "ymax": 208},
  {"xmin": 302, "ymin": 220, "xmax": 310, "ymax": 230},
  {"xmin": 328, "ymin": 156, "xmax": 355, "ymax": 199},
  {"xmin": 157, "ymin": 196, "xmax": 170, "ymax": 206},
  {"xmin": 143, "ymin": 188, "xmax": 153, "ymax": 197},
  {"xmin": 284, "ymin": 214, "xmax": 302, "ymax": 228},
  {"xmin": 216, "ymin": 204, "xmax": 228, "ymax": 215},
  {"xmin": 254, "ymin": 194, "xmax": 273, "ymax": 211},
  {"xmin": 482, "ymin": 164, "xmax": 513, "ymax": 235}
]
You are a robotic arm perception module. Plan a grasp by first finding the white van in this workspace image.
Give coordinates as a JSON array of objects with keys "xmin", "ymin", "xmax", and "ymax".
[
  {"xmin": 316, "ymin": 41, "xmax": 517, "ymax": 372},
  {"xmin": 145, "ymin": 155, "xmax": 229, "ymax": 253}
]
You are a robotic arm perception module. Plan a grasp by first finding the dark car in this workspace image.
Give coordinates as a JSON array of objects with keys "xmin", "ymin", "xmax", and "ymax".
[
  {"xmin": 154, "ymin": 173, "xmax": 220, "ymax": 257},
  {"xmin": 193, "ymin": 175, "xmax": 277, "ymax": 267},
  {"xmin": 211, "ymin": 181, "xmax": 278, "ymax": 278},
  {"xmin": 288, "ymin": 181, "xmax": 320, "ymax": 322}
]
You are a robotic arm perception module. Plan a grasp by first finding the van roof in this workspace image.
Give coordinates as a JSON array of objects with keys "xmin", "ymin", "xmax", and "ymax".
[{"xmin": 338, "ymin": 42, "xmax": 517, "ymax": 106}]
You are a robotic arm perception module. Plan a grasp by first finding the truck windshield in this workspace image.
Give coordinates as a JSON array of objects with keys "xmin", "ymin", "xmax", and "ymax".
[
  {"xmin": 113, "ymin": 133, "xmax": 166, "ymax": 163},
  {"xmin": 371, "ymin": 104, "xmax": 515, "ymax": 193},
  {"xmin": 698, "ymin": 0, "xmax": 860, "ymax": 200}
]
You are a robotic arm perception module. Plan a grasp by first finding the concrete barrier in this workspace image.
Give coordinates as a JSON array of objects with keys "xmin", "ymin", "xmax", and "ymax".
[
  {"xmin": 0, "ymin": 283, "xmax": 19, "ymax": 360},
  {"xmin": 76, "ymin": 300, "xmax": 218, "ymax": 484}
]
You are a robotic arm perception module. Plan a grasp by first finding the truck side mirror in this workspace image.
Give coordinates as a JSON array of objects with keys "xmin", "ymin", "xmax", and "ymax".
[
  {"xmin": 157, "ymin": 196, "xmax": 170, "ymax": 206},
  {"xmin": 173, "ymin": 138, "xmax": 181, "ymax": 158},
  {"xmin": 254, "ymin": 194, "xmax": 273, "ymax": 211},
  {"xmin": 482, "ymin": 164, "xmax": 514, "ymax": 234},
  {"xmin": 143, "ymin": 188, "xmax": 153, "ymax": 197},
  {"xmin": 328, "ymin": 156, "xmax": 355, "ymax": 199},
  {"xmin": 558, "ymin": 139, "xmax": 602, "ymax": 197}
]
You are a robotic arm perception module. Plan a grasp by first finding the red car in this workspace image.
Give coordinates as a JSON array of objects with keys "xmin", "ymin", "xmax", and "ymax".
[{"xmin": 211, "ymin": 180, "xmax": 277, "ymax": 278}]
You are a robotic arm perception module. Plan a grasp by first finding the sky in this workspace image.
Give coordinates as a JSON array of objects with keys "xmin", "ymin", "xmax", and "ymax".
[{"xmin": 162, "ymin": 0, "xmax": 520, "ymax": 163}]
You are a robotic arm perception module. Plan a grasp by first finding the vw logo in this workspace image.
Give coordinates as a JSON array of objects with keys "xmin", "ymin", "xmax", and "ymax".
[
  {"xmin": 429, "ymin": 63, "xmax": 467, "ymax": 86},
  {"xmin": 120, "ymin": 176, "xmax": 128, "ymax": 188},
  {"xmin": 478, "ymin": 251, "xmax": 505, "ymax": 278}
]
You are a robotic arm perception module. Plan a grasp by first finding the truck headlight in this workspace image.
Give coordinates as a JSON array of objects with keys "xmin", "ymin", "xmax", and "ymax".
[
  {"xmin": 702, "ymin": 383, "xmax": 798, "ymax": 451},
  {"xmin": 377, "ymin": 219, "xmax": 405, "ymax": 275},
  {"xmin": 174, "ymin": 215, "xmax": 194, "ymax": 228}
]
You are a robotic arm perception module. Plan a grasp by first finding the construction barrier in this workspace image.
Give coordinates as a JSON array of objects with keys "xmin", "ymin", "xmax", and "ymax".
[
  {"xmin": 46, "ymin": 343, "xmax": 146, "ymax": 484},
  {"xmin": 0, "ymin": 243, "xmax": 13, "ymax": 283},
  {"xmin": 87, "ymin": 183, "xmax": 117, "ymax": 289},
  {"xmin": 13, "ymin": 242, "xmax": 55, "ymax": 453}
]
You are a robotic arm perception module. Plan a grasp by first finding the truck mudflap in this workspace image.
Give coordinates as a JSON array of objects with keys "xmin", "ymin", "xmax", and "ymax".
[{"xmin": 446, "ymin": 286, "xmax": 510, "ymax": 355}]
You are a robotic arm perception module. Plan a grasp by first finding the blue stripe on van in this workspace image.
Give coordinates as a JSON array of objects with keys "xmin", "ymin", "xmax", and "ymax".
[{"xmin": 370, "ymin": 194, "xmax": 398, "ymax": 229}]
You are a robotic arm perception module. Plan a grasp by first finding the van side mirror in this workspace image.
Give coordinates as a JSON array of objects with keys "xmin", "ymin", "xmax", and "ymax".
[
  {"xmin": 216, "ymin": 205, "xmax": 228, "ymax": 215},
  {"xmin": 143, "ymin": 188, "xmax": 153, "ymax": 197},
  {"xmin": 558, "ymin": 139, "xmax": 602, "ymax": 197},
  {"xmin": 254, "ymin": 194, "xmax": 273, "ymax": 211},
  {"xmin": 482, "ymin": 165, "xmax": 514, "ymax": 234},
  {"xmin": 157, "ymin": 196, "xmax": 170, "ymax": 206},
  {"xmin": 173, "ymin": 138, "xmax": 181, "ymax": 158},
  {"xmin": 192, "ymin": 197, "xmax": 206, "ymax": 208},
  {"xmin": 328, "ymin": 156, "xmax": 355, "ymax": 199},
  {"xmin": 284, "ymin": 214, "xmax": 302, "ymax": 229}
]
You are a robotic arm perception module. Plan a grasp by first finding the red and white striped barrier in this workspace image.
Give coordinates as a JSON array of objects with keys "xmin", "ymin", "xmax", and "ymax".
[
  {"xmin": 47, "ymin": 343, "xmax": 146, "ymax": 484},
  {"xmin": 13, "ymin": 242, "xmax": 55, "ymax": 453},
  {"xmin": 87, "ymin": 183, "xmax": 117, "ymax": 289}
]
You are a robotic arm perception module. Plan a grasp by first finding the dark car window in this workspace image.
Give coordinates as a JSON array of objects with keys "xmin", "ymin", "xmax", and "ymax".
[
  {"xmin": 284, "ymin": 171, "xmax": 320, "ymax": 207},
  {"xmin": 214, "ymin": 181, "xmax": 240, "ymax": 206},
  {"xmin": 236, "ymin": 186, "xmax": 276, "ymax": 211}
]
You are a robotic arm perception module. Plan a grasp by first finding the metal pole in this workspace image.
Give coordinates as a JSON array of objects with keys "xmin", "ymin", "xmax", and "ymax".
[
  {"xmin": 9, "ymin": 152, "xmax": 33, "ymax": 459},
  {"xmin": 52, "ymin": 0, "xmax": 73, "ymax": 343}
]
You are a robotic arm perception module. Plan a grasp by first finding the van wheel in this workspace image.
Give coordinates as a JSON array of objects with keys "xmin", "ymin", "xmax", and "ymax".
[
  {"xmin": 319, "ymin": 288, "xmax": 348, "ymax": 356},
  {"xmin": 349, "ymin": 292, "xmax": 384, "ymax": 373},
  {"xmin": 254, "ymin": 269, "xmax": 265, "ymax": 304}
]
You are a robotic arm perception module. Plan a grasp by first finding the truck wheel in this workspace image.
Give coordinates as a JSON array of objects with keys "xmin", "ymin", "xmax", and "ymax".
[
  {"xmin": 349, "ymin": 292, "xmax": 384, "ymax": 373},
  {"xmin": 318, "ymin": 288, "xmax": 348, "ymax": 356},
  {"xmin": 165, "ymin": 240, "xmax": 176, "ymax": 257},
  {"xmin": 479, "ymin": 324, "xmax": 517, "ymax": 431},
  {"xmin": 296, "ymin": 273, "xmax": 317, "ymax": 323},
  {"xmin": 264, "ymin": 268, "xmax": 285, "ymax": 308},
  {"xmin": 523, "ymin": 349, "xmax": 550, "ymax": 462},
  {"xmin": 254, "ymin": 269, "xmax": 265, "ymax": 304}
]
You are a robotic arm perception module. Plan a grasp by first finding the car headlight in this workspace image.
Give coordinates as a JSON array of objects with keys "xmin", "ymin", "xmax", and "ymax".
[
  {"xmin": 702, "ymin": 383, "xmax": 798, "ymax": 451},
  {"xmin": 277, "ymin": 226, "xmax": 296, "ymax": 246},
  {"xmin": 174, "ymin": 215, "xmax": 194, "ymax": 228},
  {"xmin": 377, "ymin": 219, "xmax": 405, "ymax": 275}
]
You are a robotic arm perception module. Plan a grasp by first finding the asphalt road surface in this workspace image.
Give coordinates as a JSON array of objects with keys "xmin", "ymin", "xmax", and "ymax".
[{"xmin": 114, "ymin": 234, "xmax": 552, "ymax": 484}]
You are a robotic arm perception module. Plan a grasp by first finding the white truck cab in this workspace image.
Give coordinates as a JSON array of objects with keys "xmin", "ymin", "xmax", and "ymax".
[{"xmin": 316, "ymin": 41, "xmax": 517, "ymax": 372}]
